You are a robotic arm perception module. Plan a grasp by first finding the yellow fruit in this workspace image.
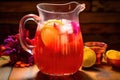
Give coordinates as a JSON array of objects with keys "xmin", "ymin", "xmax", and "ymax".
[
  {"xmin": 44, "ymin": 19, "xmax": 63, "ymax": 28},
  {"xmin": 82, "ymin": 47, "xmax": 96, "ymax": 68},
  {"xmin": 41, "ymin": 27, "xmax": 59, "ymax": 47},
  {"xmin": 106, "ymin": 50, "xmax": 120, "ymax": 60},
  {"xmin": 40, "ymin": 19, "xmax": 63, "ymax": 48}
]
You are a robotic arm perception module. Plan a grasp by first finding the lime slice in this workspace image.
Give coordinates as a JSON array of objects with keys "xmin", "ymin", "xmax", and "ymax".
[
  {"xmin": 82, "ymin": 47, "xmax": 96, "ymax": 68},
  {"xmin": 106, "ymin": 50, "xmax": 120, "ymax": 60}
]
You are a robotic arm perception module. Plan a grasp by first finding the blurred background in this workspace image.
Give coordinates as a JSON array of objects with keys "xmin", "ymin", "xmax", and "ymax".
[{"xmin": 0, "ymin": 0, "xmax": 120, "ymax": 50}]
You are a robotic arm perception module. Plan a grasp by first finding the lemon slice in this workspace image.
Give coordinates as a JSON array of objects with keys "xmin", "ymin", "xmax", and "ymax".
[
  {"xmin": 82, "ymin": 47, "xmax": 96, "ymax": 68},
  {"xmin": 40, "ymin": 19, "xmax": 63, "ymax": 48},
  {"xmin": 41, "ymin": 27, "xmax": 59, "ymax": 47},
  {"xmin": 44, "ymin": 19, "xmax": 63, "ymax": 28},
  {"xmin": 106, "ymin": 50, "xmax": 120, "ymax": 60}
]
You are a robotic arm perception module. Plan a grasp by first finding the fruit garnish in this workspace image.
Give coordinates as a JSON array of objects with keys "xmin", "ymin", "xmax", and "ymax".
[
  {"xmin": 71, "ymin": 21, "xmax": 80, "ymax": 33},
  {"xmin": 44, "ymin": 19, "xmax": 63, "ymax": 29},
  {"xmin": 106, "ymin": 50, "xmax": 120, "ymax": 60},
  {"xmin": 82, "ymin": 47, "xmax": 96, "ymax": 68},
  {"xmin": 41, "ymin": 26, "xmax": 59, "ymax": 47},
  {"xmin": 40, "ymin": 19, "xmax": 64, "ymax": 50}
]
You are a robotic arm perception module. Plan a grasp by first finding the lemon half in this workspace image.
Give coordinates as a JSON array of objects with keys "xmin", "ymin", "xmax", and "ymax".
[{"xmin": 106, "ymin": 50, "xmax": 120, "ymax": 60}]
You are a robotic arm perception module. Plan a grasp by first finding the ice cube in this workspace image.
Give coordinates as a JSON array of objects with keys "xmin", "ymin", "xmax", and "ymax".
[{"xmin": 59, "ymin": 19, "xmax": 73, "ymax": 34}]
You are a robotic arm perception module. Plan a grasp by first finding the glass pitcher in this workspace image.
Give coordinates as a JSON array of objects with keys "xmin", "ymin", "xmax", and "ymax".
[{"xmin": 19, "ymin": 1, "xmax": 85, "ymax": 76}]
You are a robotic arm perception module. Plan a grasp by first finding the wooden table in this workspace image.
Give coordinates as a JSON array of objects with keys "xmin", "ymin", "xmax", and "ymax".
[{"xmin": 0, "ymin": 62, "xmax": 120, "ymax": 80}]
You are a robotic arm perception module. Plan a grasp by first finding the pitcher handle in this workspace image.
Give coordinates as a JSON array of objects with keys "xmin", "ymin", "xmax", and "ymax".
[{"xmin": 19, "ymin": 14, "xmax": 40, "ymax": 54}]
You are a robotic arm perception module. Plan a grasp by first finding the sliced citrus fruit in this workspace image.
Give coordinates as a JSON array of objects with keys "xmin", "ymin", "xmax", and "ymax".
[
  {"xmin": 44, "ymin": 19, "xmax": 63, "ymax": 28},
  {"xmin": 41, "ymin": 27, "xmax": 59, "ymax": 47},
  {"xmin": 106, "ymin": 50, "xmax": 120, "ymax": 60},
  {"xmin": 40, "ymin": 19, "xmax": 64, "ymax": 50},
  {"xmin": 82, "ymin": 47, "xmax": 96, "ymax": 68}
]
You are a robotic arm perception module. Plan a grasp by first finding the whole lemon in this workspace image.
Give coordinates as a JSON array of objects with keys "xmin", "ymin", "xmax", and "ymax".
[{"xmin": 82, "ymin": 47, "xmax": 96, "ymax": 68}]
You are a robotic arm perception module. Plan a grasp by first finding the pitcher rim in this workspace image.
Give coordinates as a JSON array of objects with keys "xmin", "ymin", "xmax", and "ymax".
[{"xmin": 37, "ymin": 1, "xmax": 81, "ymax": 14}]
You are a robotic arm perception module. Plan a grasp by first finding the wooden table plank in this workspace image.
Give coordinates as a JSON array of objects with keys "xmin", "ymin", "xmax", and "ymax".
[
  {"xmin": 9, "ymin": 64, "xmax": 120, "ymax": 80},
  {"xmin": 0, "ymin": 66, "xmax": 12, "ymax": 80},
  {"xmin": 9, "ymin": 65, "xmax": 39, "ymax": 80},
  {"xmin": 0, "ymin": 56, "xmax": 12, "ymax": 80},
  {"xmin": 82, "ymin": 65, "xmax": 120, "ymax": 80}
]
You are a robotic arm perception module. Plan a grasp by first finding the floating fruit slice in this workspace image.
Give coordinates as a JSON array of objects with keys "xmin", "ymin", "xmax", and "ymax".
[
  {"xmin": 82, "ymin": 47, "xmax": 96, "ymax": 68},
  {"xmin": 44, "ymin": 19, "xmax": 63, "ymax": 28},
  {"xmin": 41, "ymin": 26, "xmax": 59, "ymax": 47},
  {"xmin": 106, "ymin": 50, "xmax": 120, "ymax": 60},
  {"xmin": 40, "ymin": 19, "xmax": 63, "ymax": 50}
]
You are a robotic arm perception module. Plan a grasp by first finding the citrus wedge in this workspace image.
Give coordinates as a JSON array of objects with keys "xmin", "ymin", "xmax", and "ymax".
[
  {"xmin": 106, "ymin": 50, "xmax": 120, "ymax": 60},
  {"xmin": 82, "ymin": 47, "xmax": 96, "ymax": 68}
]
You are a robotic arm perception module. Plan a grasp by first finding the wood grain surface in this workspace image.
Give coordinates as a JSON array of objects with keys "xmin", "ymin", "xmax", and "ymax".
[{"xmin": 8, "ymin": 64, "xmax": 120, "ymax": 80}]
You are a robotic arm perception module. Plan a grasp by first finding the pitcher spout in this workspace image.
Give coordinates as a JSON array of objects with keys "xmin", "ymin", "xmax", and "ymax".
[{"xmin": 75, "ymin": 3, "xmax": 85, "ymax": 15}]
